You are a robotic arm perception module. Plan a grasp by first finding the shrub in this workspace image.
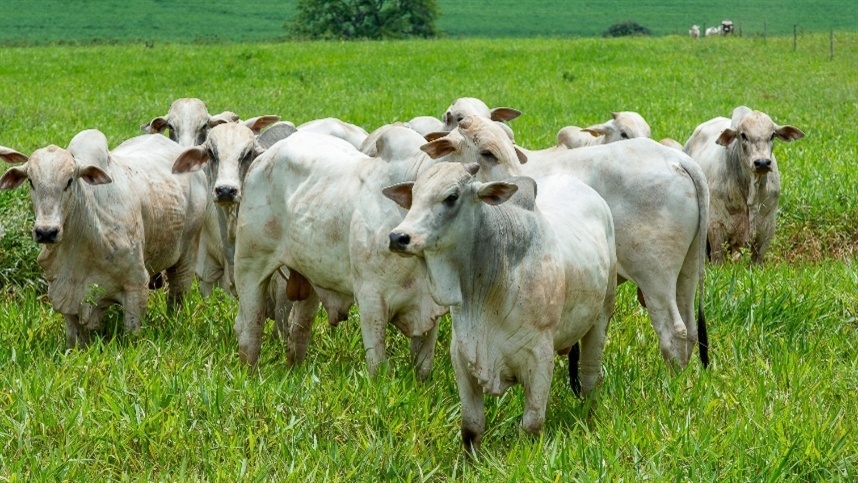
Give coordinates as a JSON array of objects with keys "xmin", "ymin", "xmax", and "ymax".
[
  {"xmin": 288, "ymin": 0, "xmax": 439, "ymax": 40},
  {"xmin": 603, "ymin": 20, "xmax": 652, "ymax": 37}
]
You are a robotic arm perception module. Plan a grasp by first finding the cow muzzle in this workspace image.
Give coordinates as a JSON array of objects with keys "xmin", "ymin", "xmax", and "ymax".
[
  {"xmin": 214, "ymin": 185, "xmax": 240, "ymax": 204},
  {"xmin": 34, "ymin": 225, "xmax": 61, "ymax": 244},
  {"xmin": 389, "ymin": 231, "xmax": 423, "ymax": 257},
  {"xmin": 753, "ymin": 158, "xmax": 772, "ymax": 173}
]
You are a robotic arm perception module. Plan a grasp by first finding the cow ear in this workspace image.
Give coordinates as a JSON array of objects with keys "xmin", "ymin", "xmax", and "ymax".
[
  {"xmin": 582, "ymin": 123, "xmax": 610, "ymax": 137},
  {"xmin": 514, "ymin": 146, "xmax": 528, "ymax": 164},
  {"xmin": 423, "ymin": 131, "xmax": 449, "ymax": 142},
  {"xmin": 382, "ymin": 182, "xmax": 414, "ymax": 210},
  {"xmin": 79, "ymin": 165, "xmax": 113, "ymax": 185},
  {"xmin": 172, "ymin": 146, "xmax": 209, "ymax": 174},
  {"xmin": 141, "ymin": 116, "xmax": 169, "ymax": 134},
  {"xmin": 208, "ymin": 111, "xmax": 240, "ymax": 127},
  {"xmin": 489, "ymin": 107, "xmax": 521, "ymax": 122},
  {"xmin": 420, "ymin": 138, "xmax": 458, "ymax": 159},
  {"xmin": 0, "ymin": 146, "xmax": 29, "ymax": 164},
  {"xmin": 716, "ymin": 128, "xmax": 737, "ymax": 146},
  {"xmin": 0, "ymin": 165, "xmax": 29, "ymax": 190},
  {"xmin": 476, "ymin": 181, "xmax": 519, "ymax": 205},
  {"xmin": 774, "ymin": 125, "xmax": 804, "ymax": 142},
  {"xmin": 244, "ymin": 115, "xmax": 281, "ymax": 134}
]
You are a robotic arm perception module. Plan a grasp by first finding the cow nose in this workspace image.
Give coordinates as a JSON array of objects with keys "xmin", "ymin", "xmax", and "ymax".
[
  {"xmin": 214, "ymin": 185, "xmax": 238, "ymax": 202},
  {"xmin": 389, "ymin": 232, "xmax": 411, "ymax": 251},
  {"xmin": 34, "ymin": 226, "xmax": 59, "ymax": 244},
  {"xmin": 753, "ymin": 159, "xmax": 772, "ymax": 170}
]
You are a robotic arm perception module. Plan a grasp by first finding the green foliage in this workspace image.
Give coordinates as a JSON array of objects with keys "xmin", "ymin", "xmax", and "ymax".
[
  {"xmin": 0, "ymin": 1, "xmax": 856, "ymax": 45},
  {"xmin": 288, "ymin": 0, "xmax": 439, "ymax": 40},
  {"xmin": 603, "ymin": 20, "xmax": 652, "ymax": 37},
  {"xmin": 0, "ymin": 34, "xmax": 856, "ymax": 478}
]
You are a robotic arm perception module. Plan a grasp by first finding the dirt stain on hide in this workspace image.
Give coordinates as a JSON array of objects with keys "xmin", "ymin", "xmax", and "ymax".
[{"xmin": 263, "ymin": 217, "xmax": 282, "ymax": 239}]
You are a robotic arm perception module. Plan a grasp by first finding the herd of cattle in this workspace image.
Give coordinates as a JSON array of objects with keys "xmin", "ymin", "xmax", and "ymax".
[
  {"xmin": 0, "ymin": 97, "xmax": 803, "ymax": 451},
  {"xmin": 689, "ymin": 19, "xmax": 735, "ymax": 38}
]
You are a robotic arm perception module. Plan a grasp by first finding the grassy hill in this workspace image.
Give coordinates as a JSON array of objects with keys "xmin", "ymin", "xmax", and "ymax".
[{"xmin": 0, "ymin": 0, "xmax": 855, "ymax": 45}]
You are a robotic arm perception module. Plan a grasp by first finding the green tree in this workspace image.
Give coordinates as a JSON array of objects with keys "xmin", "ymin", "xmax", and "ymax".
[{"xmin": 288, "ymin": 0, "xmax": 439, "ymax": 40}]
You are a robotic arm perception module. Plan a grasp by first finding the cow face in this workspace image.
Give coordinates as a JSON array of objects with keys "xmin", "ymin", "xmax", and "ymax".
[
  {"xmin": 172, "ymin": 119, "xmax": 276, "ymax": 206},
  {"xmin": 582, "ymin": 111, "xmax": 651, "ymax": 143},
  {"xmin": 442, "ymin": 97, "xmax": 521, "ymax": 132},
  {"xmin": 384, "ymin": 163, "xmax": 517, "ymax": 257},
  {"xmin": 421, "ymin": 115, "xmax": 527, "ymax": 181},
  {"xmin": 0, "ymin": 145, "xmax": 111, "ymax": 244},
  {"xmin": 141, "ymin": 98, "xmax": 240, "ymax": 147},
  {"xmin": 717, "ymin": 110, "xmax": 804, "ymax": 175}
]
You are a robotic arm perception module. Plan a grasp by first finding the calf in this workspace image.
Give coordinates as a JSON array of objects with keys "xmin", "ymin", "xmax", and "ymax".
[
  {"xmin": 684, "ymin": 106, "xmax": 804, "ymax": 263},
  {"xmin": 384, "ymin": 163, "xmax": 616, "ymax": 452},
  {"xmin": 555, "ymin": 111, "xmax": 652, "ymax": 149},
  {"xmin": 0, "ymin": 131, "xmax": 207, "ymax": 347}
]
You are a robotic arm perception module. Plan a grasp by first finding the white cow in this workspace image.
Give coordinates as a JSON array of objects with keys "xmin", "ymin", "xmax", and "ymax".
[
  {"xmin": 141, "ymin": 97, "xmax": 239, "ymax": 147},
  {"xmin": 689, "ymin": 25, "xmax": 700, "ymax": 39},
  {"xmin": 231, "ymin": 129, "xmax": 447, "ymax": 379},
  {"xmin": 0, "ymin": 131, "xmax": 207, "ymax": 347},
  {"xmin": 422, "ymin": 116, "xmax": 709, "ymax": 368},
  {"xmin": 441, "ymin": 97, "xmax": 521, "ymax": 132},
  {"xmin": 683, "ymin": 106, "xmax": 804, "ymax": 264},
  {"xmin": 659, "ymin": 138, "xmax": 685, "ymax": 150},
  {"xmin": 404, "ymin": 116, "xmax": 445, "ymax": 136},
  {"xmin": 384, "ymin": 162, "xmax": 616, "ymax": 452},
  {"xmin": 297, "ymin": 117, "xmax": 369, "ymax": 150},
  {"xmin": 555, "ymin": 111, "xmax": 652, "ymax": 149}
]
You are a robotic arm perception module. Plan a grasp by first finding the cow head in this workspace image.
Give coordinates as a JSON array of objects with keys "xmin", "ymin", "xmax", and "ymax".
[
  {"xmin": 384, "ymin": 162, "xmax": 517, "ymax": 258},
  {"xmin": 0, "ymin": 142, "xmax": 111, "ymax": 244},
  {"xmin": 581, "ymin": 111, "xmax": 652, "ymax": 143},
  {"xmin": 171, "ymin": 115, "xmax": 280, "ymax": 205},
  {"xmin": 442, "ymin": 97, "xmax": 521, "ymax": 132},
  {"xmin": 141, "ymin": 98, "xmax": 240, "ymax": 147},
  {"xmin": 420, "ymin": 115, "xmax": 527, "ymax": 181},
  {"xmin": 716, "ymin": 107, "xmax": 804, "ymax": 175}
]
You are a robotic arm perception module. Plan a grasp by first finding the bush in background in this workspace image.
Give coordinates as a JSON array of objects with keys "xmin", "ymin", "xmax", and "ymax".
[
  {"xmin": 603, "ymin": 20, "xmax": 652, "ymax": 37},
  {"xmin": 288, "ymin": 0, "xmax": 439, "ymax": 40}
]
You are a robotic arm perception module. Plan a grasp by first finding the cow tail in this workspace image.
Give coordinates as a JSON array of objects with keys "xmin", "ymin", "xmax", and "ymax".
[
  {"xmin": 569, "ymin": 342, "xmax": 581, "ymax": 396},
  {"xmin": 678, "ymin": 153, "xmax": 710, "ymax": 368}
]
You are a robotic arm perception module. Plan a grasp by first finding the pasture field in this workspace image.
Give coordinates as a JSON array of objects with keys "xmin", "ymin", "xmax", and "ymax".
[
  {"xmin": 0, "ymin": 0, "xmax": 856, "ymax": 45},
  {"xmin": 0, "ymin": 34, "xmax": 857, "ymax": 479}
]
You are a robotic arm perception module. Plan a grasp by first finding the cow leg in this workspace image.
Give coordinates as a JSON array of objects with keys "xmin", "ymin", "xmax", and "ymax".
[
  {"xmin": 409, "ymin": 322, "xmax": 439, "ymax": 382},
  {"xmin": 638, "ymin": 277, "xmax": 688, "ymax": 369},
  {"xmin": 269, "ymin": 272, "xmax": 291, "ymax": 341},
  {"xmin": 234, "ymin": 273, "xmax": 271, "ymax": 366},
  {"xmin": 166, "ymin": 256, "xmax": 196, "ymax": 312},
  {"xmin": 451, "ymin": 336, "xmax": 485, "ymax": 455},
  {"xmin": 356, "ymin": 297, "xmax": 389, "ymax": 376},
  {"xmin": 676, "ymin": 234, "xmax": 702, "ymax": 365},
  {"xmin": 287, "ymin": 294, "xmax": 321, "ymax": 366},
  {"xmin": 64, "ymin": 313, "xmax": 91, "ymax": 349},
  {"xmin": 122, "ymin": 286, "xmax": 149, "ymax": 334},
  {"xmin": 520, "ymin": 339, "xmax": 554, "ymax": 435}
]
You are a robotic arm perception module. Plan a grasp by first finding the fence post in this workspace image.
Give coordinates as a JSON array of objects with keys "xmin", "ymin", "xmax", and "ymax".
[{"xmin": 793, "ymin": 24, "xmax": 797, "ymax": 51}]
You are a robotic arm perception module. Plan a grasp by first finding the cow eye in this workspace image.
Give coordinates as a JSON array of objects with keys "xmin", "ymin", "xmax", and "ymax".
[
  {"xmin": 456, "ymin": 116, "xmax": 463, "ymax": 123},
  {"xmin": 64, "ymin": 178, "xmax": 73, "ymax": 191},
  {"xmin": 443, "ymin": 193, "xmax": 459, "ymax": 207},
  {"xmin": 620, "ymin": 131, "xmax": 629, "ymax": 139},
  {"xmin": 28, "ymin": 179, "xmax": 34, "ymax": 189},
  {"xmin": 242, "ymin": 151, "xmax": 253, "ymax": 163},
  {"xmin": 770, "ymin": 133, "xmax": 776, "ymax": 141},
  {"xmin": 740, "ymin": 132, "xmax": 747, "ymax": 141},
  {"xmin": 480, "ymin": 150, "xmax": 498, "ymax": 163}
]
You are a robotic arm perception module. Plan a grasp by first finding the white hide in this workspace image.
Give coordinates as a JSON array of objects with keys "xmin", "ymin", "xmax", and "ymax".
[
  {"xmin": 231, "ymin": 130, "xmax": 446, "ymax": 379},
  {"xmin": 386, "ymin": 163, "xmax": 616, "ymax": 452},
  {"xmin": 298, "ymin": 117, "xmax": 369, "ymax": 150},
  {"xmin": 683, "ymin": 106, "xmax": 804, "ymax": 264},
  {"xmin": 0, "ymin": 132, "xmax": 207, "ymax": 348}
]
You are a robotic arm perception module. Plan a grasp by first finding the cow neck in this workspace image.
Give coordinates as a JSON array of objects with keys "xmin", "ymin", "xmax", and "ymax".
[
  {"xmin": 726, "ymin": 141, "xmax": 771, "ymax": 213},
  {"xmin": 400, "ymin": 151, "xmax": 437, "ymax": 184},
  {"xmin": 433, "ymin": 198, "xmax": 541, "ymax": 393}
]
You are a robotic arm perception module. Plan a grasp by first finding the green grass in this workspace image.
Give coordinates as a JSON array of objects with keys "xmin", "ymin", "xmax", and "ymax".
[
  {"xmin": 0, "ymin": 35, "xmax": 856, "ymax": 479},
  {"xmin": 0, "ymin": 1, "xmax": 856, "ymax": 45}
]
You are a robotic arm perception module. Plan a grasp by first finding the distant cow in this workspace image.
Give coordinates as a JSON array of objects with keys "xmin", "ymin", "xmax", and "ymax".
[
  {"xmin": 385, "ymin": 162, "xmax": 616, "ymax": 452},
  {"xmin": 689, "ymin": 25, "xmax": 700, "ymax": 38},
  {"xmin": 556, "ymin": 111, "xmax": 652, "ymax": 149},
  {"xmin": 441, "ymin": 97, "xmax": 521, "ymax": 132},
  {"xmin": 683, "ymin": 106, "xmax": 804, "ymax": 264},
  {"xmin": 141, "ymin": 97, "xmax": 239, "ymax": 148},
  {"xmin": 297, "ymin": 117, "xmax": 369, "ymax": 150},
  {"xmin": 706, "ymin": 20, "xmax": 734, "ymax": 36},
  {"xmin": 0, "ymin": 131, "xmax": 207, "ymax": 347}
]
